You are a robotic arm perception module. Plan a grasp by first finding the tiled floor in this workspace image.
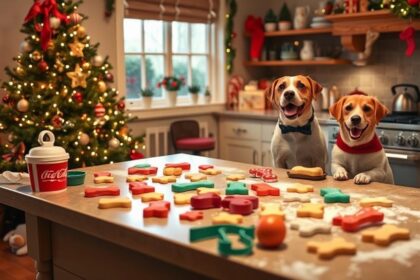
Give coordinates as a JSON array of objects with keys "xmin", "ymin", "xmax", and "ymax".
[{"xmin": 0, "ymin": 242, "xmax": 35, "ymax": 280}]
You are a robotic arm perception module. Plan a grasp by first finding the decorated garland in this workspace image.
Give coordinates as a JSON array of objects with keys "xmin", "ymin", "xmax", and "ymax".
[
  {"xmin": 225, "ymin": 0, "xmax": 237, "ymax": 74},
  {"xmin": 390, "ymin": 0, "xmax": 420, "ymax": 19}
]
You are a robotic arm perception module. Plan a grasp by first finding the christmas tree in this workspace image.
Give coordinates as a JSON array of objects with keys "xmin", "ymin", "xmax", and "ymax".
[{"xmin": 0, "ymin": 0, "xmax": 143, "ymax": 172}]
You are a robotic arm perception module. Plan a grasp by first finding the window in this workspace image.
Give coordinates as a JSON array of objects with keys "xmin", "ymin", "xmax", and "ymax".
[{"xmin": 124, "ymin": 19, "xmax": 211, "ymax": 102}]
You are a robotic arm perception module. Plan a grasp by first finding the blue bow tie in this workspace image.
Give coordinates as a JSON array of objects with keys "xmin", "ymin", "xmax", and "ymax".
[{"xmin": 278, "ymin": 112, "xmax": 314, "ymax": 136}]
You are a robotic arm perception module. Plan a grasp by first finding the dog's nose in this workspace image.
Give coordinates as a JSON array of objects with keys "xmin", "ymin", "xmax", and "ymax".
[
  {"xmin": 351, "ymin": 115, "xmax": 361, "ymax": 125},
  {"xmin": 284, "ymin": 91, "xmax": 295, "ymax": 101}
]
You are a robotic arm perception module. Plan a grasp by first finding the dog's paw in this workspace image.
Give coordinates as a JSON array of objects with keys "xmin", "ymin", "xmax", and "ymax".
[
  {"xmin": 333, "ymin": 169, "xmax": 348, "ymax": 181},
  {"xmin": 354, "ymin": 173, "xmax": 371, "ymax": 184}
]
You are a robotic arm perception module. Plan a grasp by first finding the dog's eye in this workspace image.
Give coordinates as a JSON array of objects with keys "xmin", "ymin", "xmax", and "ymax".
[
  {"xmin": 345, "ymin": 104, "xmax": 353, "ymax": 111},
  {"xmin": 297, "ymin": 81, "xmax": 305, "ymax": 89},
  {"xmin": 279, "ymin": 83, "xmax": 286, "ymax": 91},
  {"xmin": 363, "ymin": 105, "xmax": 372, "ymax": 112}
]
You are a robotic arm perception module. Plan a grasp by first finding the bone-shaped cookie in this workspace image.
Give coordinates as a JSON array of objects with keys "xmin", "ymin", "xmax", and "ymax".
[
  {"xmin": 287, "ymin": 183, "xmax": 314, "ymax": 193},
  {"xmin": 226, "ymin": 181, "xmax": 248, "ymax": 195},
  {"xmin": 290, "ymin": 220, "xmax": 331, "ymax": 237},
  {"xmin": 259, "ymin": 203, "xmax": 284, "ymax": 218},
  {"xmin": 199, "ymin": 168, "xmax": 222, "ymax": 175},
  {"xmin": 151, "ymin": 176, "xmax": 177, "ymax": 184},
  {"xmin": 132, "ymin": 163, "xmax": 151, "ymax": 168},
  {"xmin": 226, "ymin": 174, "xmax": 246, "ymax": 181},
  {"xmin": 98, "ymin": 197, "xmax": 132, "ymax": 209},
  {"xmin": 184, "ymin": 173, "xmax": 207, "ymax": 182},
  {"xmin": 320, "ymin": 188, "xmax": 350, "ymax": 203},
  {"xmin": 362, "ymin": 224, "xmax": 410, "ymax": 246},
  {"xmin": 198, "ymin": 164, "xmax": 213, "ymax": 170},
  {"xmin": 94, "ymin": 171, "xmax": 111, "ymax": 177},
  {"xmin": 179, "ymin": 211, "xmax": 203, "ymax": 221},
  {"xmin": 128, "ymin": 166, "xmax": 158, "ymax": 175},
  {"xmin": 84, "ymin": 186, "xmax": 120, "ymax": 197},
  {"xmin": 165, "ymin": 162, "xmax": 191, "ymax": 170},
  {"xmin": 143, "ymin": 201, "xmax": 171, "ymax": 218},
  {"xmin": 283, "ymin": 194, "xmax": 311, "ymax": 203},
  {"xmin": 172, "ymin": 181, "xmax": 214, "ymax": 193},
  {"xmin": 190, "ymin": 193, "xmax": 222, "ymax": 210},
  {"xmin": 140, "ymin": 192, "xmax": 164, "ymax": 202},
  {"xmin": 163, "ymin": 167, "xmax": 183, "ymax": 176},
  {"xmin": 332, "ymin": 207, "xmax": 384, "ymax": 232},
  {"xmin": 126, "ymin": 175, "xmax": 148, "ymax": 182},
  {"xmin": 129, "ymin": 182, "xmax": 155, "ymax": 195},
  {"xmin": 94, "ymin": 176, "xmax": 114, "ymax": 184},
  {"xmin": 297, "ymin": 203, "xmax": 324, "ymax": 219},
  {"xmin": 196, "ymin": 187, "xmax": 221, "ymax": 195},
  {"xmin": 212, "ymin": 212, "xmax": 243, "ymax": 225},
  {"xmin": 174, "ymin": 193, "xmax": 195, "ymax": 205},
  {"xmin": 359, "ymin": 197, "xmax": 394, "ymax": 208},
  {"xmin": 307, "ymin": 237, "xmax": 356, "ymax": 259},
  {"xmin": 222, "ymin": 195, "xmax": 259, "ymax": 215},
  {"xmin": 251, "ymin": 183, "xmax": 280, "ymax": 196}
]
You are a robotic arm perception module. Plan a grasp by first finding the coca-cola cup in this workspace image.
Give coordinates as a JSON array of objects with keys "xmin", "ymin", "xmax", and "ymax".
[{"xmin": 25, "ymin": 130, "xmax": 69, "ymax": 192}]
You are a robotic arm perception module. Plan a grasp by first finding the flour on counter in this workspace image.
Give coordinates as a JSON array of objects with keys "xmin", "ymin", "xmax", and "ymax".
[{"xmin": 279, "ymin": 261, "xmax": 329, "ymax": 280}]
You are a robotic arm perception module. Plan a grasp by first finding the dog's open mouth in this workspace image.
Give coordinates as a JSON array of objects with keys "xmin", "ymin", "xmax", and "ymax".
[
  {"xmin": 346, "ymin": 125, "xmax": 368, "ymax": 140},
  {"xmin": 282, "ymin": 103, "xmax": 305, "ymax": 119}
]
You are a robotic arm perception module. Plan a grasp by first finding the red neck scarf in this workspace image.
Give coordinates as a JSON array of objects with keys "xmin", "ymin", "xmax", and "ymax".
[{"xmin": 336, "ymin": 133, "xmax": 383, "ymax": 154}]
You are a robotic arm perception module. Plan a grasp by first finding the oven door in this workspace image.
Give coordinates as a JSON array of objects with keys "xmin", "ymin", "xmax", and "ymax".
[{"xmin": 385, "ymin": 149, "xmax": 420, "ymax": 187}]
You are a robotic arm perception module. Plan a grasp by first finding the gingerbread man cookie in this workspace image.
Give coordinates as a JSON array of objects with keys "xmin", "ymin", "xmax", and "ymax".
[
  {"xmin": 196, "ymin": 187, "xmax": 221, "ymax": 195},
  {"xmin": 140, "ymin": 192, "xmax": 164, "ymax": 202},
  {"xmin": 151, "ymin": 176, "xmax": 177, "ymax": 184},
  {"xmin": 259, "ymin": 203, "xmax": 284, "ymax": 218},
  {"xmin": 174, "ymin": 193, "xmax": 195, "ymax": 205},
  {"xmin": 212, "ymin": 212, "xmax": 243, "ymax": 225},
  {"xmin": 287, "ymin": 183, "xmax": 314, "ymax": 193},
  {"xmin": 94, "ymin": 176, "xmax": 114, "ymax": 184},
  {"xmin": 184, "ymin": 173, "xmax": 207, "ymax": 182},
  {"xmin": 199, "ymin": 168, "xmax": 222, "ymax": 175},
  {"xmin": 283, "ymin": 194, "xmax": 311, "ymax": 203},
  {"xmin": 226, "ymin": 174, "xmax": 246, "ymax": 181},
  {"xmin": 163, "ymin": 167, "xmax": 183, "ymax": 176},
  {"xmin": 362, "ymin": 224, "xmax": 410, "ymax": 246},
  {"xmin": 290, "ymin": 220, "xmax": 331, "ymax": 237},
  {"xmin": 307, "ymin": 237, "xmax": 356, "ymax": 259},
  {"xmin": 126, "ymin": 175, "xmax": 148, "ymax": 182},
  {"xmin": 359, "ymin": 197, "xmax": 394, "ymax": 208},
  {"xmin": 297, "ymin": 203, "xmax": 324, "ymax": 219}
]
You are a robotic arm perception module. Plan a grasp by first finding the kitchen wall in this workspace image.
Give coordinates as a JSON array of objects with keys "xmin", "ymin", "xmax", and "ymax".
[{"xmin": 232, "ymin": 0, "xmax": 420, "ymax": 109}]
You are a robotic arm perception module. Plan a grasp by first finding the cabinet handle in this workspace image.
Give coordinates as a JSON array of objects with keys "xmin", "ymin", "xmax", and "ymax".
[
  {"xmin": 261, "ymin": 151, "xmax": 265, "ymax": 165},
  {"xmin": 232, "ymin": 128, "xmax": 248, "ymax": 134},
  {"xmin": 253, "ymin": 150, "xmax": 258, "ymax": 164}
]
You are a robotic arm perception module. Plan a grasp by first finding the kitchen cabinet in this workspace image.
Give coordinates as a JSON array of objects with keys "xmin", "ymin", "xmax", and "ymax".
[{"xmin": 219, "ymin": 118, "xmax": 276, "ymax": 166}]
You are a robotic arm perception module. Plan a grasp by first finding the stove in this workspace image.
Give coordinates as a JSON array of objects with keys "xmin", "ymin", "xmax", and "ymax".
[{"xmin": 381, "ymin": 115, "xmax": 420, "ymax": 125}]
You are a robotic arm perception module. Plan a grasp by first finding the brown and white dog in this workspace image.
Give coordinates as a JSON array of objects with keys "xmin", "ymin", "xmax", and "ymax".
[
  {"xmin": 329, "ymin": 93, "xmax": 394, "ymax": 184},
  {"xmin": 268, "ymin": 75, "xmax": 327, "ymax": 169}
]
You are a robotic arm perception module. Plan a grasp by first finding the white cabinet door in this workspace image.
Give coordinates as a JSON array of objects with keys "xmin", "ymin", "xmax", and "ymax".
[
  {"xmin": 220, "ymin": 139, "xmax": 261, "ymax": 165},
  {"xmin": 261, "ymin": 142, "xmax": 273, "ymax": 167}
]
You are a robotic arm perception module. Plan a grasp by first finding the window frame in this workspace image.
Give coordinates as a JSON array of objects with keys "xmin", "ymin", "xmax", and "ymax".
[{"xmin": 123, "ymin": 19, "xmax": 213, "ymax": 108}]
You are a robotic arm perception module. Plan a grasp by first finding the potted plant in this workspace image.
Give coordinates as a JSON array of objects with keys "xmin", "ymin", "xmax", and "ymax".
[
  {"xmin": 264, "ymin": 9, "xmax": 277, "ymax": 32},
  {"xmin": 157, "ymin": 76, "xmax": 185, "ymax": 106},
  {"xmin": 278, "ymin": 3, "xmax": 292, "ymax": 31},
  {"xmin": 188, "ymin": 85, "xmax": 200, "ymax": 104},
  {"xmin": 204, "ymin": 87, "xmax": 211, "ymax": 103},
  {"xmin": 141, "ymin": 88, "xmax": 154, "ymax": 108}
]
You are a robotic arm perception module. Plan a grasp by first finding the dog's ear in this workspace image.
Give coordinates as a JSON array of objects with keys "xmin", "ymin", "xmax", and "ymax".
[
  {"xmin": 306, "ymin": 76, "xmax": 323, "ymax": 100},
  {"xmin": 329, "ymin": 96, "xmax": 347, "ymax": 121},
  {"xmin": 372, "ymin": 97, "xmax": 389, "ymax": 124},
  {"xmin": 266, "ymin": 77, "xmax": 282, "ymax": 109}
]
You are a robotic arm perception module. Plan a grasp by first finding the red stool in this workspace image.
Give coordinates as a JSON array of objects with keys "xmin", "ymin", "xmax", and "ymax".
[{"xmin": 170, "ymin": 120, "xmax": 215, "ymax": 155}]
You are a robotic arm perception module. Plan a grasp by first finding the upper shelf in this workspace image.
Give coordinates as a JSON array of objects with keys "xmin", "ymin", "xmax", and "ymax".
[{"xmin": 264, "ymin": 27, "xmax": 332, "ymax": 37}]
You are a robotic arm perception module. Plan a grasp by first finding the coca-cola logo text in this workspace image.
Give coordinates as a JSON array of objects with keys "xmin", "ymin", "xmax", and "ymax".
[{"xmin": 40, "ymin": 168, "xmax": 67, "ymax": 182}]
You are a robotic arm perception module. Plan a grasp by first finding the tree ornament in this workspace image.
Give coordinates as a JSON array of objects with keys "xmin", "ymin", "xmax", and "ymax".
[
  {"xmin": 97, "ymin": 81, "xmax": 107, "ymax": 93},
  {"xmin": 51, "ymin": 114, "xmax": 64, "ymax": 128},
  {"xmin": 69, "ymin": 39, "xmax": 85, "ymax": 57},
  {"xmin": 105, "ymin": 72, "xmax": 114, "ymax": 82},
  {"xmin": 7, "ymin": 133, "xmax": 15, "ymax": 142},
  {"xmin": 17, "ymin": 98, "xmax": 29, "ymax": 112},
  {"xmin": 92, "ymin": 55, "xmax": 104, "ymax": 67},
  {"xmin": 77, "ymin": 26, "xmax": 87, "ymax": 38},
  {"xmin": 50, "ymin": 17, "xmax": 61, "ymax": 29},
  {"xmin": 38, "ymin": 60, "xmax": 49, "ymax": 72},
  {"xmin": 60, "ymin": 87, "xmax": 69, "ymax": 97},
  {"xmin": 108, "ymin": 137, "xmax": 120, "ymax": 149},
  {"xmin": 119, "ymin": 126, "xmax": 129, "ymax": 137},
  {"xmin": 79, "ymin": 133, "xmax": 90, "ymax": 145},
  {"xmin": 69, "ymin": 13, "xmax": 83, "ymax": 24},
  {"xmin": 55, "ymin": 58, "xmax": 65, "ymax": 72},
  {"xmin": 408, "ymin": 0, "xmax": 420, "ymax": 6},
  {"xmin": 19, "ymin": 41, "xmax": 32, "ymax": 53},
  {"xmin": 66, "ymin": 64, "xmax": 89, "ymax": 88},
  {"xmin": 32, "ymin": 50, "xmax": 42, "ymax": 61},
  {"xmin": 72, "ymin": 91, "xmax": 83, "ymax": 103},
  {"xmin": 95, "ymin": 103, "xmax": 106, "ymax": 117},
  {"xmin": 117, "ymin": 100, "xmax": 125, "ymax": 110},
  {"xmin": 2, "ymin": 95, "xmax": 10, "ymax": 104},
  {"xmin": 82, "ymin": 62, "xmax": 91, "ymax": 70},
  {"xmin": 15, "ymin": 66, "xmax": 25, "ymax": 76},
  {"xmin": 47, "ymin": 40, "xmax": 55, "ymax": 53}
]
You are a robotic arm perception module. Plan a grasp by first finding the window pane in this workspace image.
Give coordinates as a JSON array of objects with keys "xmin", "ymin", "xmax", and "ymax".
[
  {"xmin": 145, "ymin": 55, "xmax": 164, "ymax": 98},
  {"xmin": 191, "ymin": 56, "xmax": 208, "ymax": 94},
  {"xmin": 144, "ymin": 20, "xmax": 164, "ymax": 53},
  {"xmin": 124, "ymin": 19, "xmax": 142, "ymax": 53},
  {"xmin": 172, "ymin": 55, "xmax": 188, "ymax": 96},
  {"xmin": 191, "ymin": 23, "xmax": 207, "ymax": 53},
  {"xmin": 172, "ymin": 22, "xmax": 189, "ymax": 53},
  {"xmin": 125, "ymin": 55, "xmax": 142, "ymax": 99}
]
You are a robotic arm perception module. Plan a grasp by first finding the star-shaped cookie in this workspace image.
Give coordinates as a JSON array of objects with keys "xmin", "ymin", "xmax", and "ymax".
[{"xmin": 66, "ymin": 64, "xmax": 89, "ymax": 88}]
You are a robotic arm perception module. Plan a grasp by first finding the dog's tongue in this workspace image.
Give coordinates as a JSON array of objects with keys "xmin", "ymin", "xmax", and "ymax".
[
  {"xmin": 350, "ymin": 127, "xmax": 362, "ymax": 138},
  {"xmin": 284, "ymin": 104, "xmax": 298, "ymax": 117}
]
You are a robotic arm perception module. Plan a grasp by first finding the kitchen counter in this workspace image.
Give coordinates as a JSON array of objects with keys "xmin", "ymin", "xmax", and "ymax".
[{"xmin": 1, "ymin": 154, "xmax": 420, "ymax": 279}]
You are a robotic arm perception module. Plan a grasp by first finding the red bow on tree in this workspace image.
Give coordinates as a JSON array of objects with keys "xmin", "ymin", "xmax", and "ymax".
[{"xmin": 24, "ymin": 0, "xmax": 68, "ymax": 51}]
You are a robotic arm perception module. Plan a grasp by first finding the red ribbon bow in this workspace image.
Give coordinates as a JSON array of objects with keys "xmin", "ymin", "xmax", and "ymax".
[
  {"xmin": 24, "ymin": 0, "xmax": 68, "ymax": 51},
  {"xmin": 400, "ymin": 26, "xmax": 416, "ymax": 57}
]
